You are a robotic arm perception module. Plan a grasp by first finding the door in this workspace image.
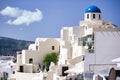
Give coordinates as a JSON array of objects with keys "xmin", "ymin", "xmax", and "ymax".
[
  {"xmin": 20, "ymin": 66, "xmax": 24, "ymax": 72},
  {"xmin": 62, "ymin": 66, "xmax": 68, "ymax": 76}
]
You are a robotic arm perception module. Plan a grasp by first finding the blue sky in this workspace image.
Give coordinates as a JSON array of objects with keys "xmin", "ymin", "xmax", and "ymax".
[{"xmin": 0, "ymin": 0, "xmax": 120, "ymax": 41}]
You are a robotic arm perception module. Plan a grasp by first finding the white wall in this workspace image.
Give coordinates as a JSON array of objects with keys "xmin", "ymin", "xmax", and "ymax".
[
  {"xmin": 84, "ymin": 53, "xmax": 96, "ymax": 72},
  {"xmin": 17, "ymin": 38, "xmax": 60, "ymax": 73},
  {"xmin": 21, "ymin": 38, "xmax": 60, "ymax": 64},
  {"xmin": 61, "ymin": 28, "xmax": 69, "ymax": 41},
  {"xmin": 95, "ymin": 31, "xmax": 120, "ymax": 64},
  {"xmin": 37, "ymin": 38, "xmax": 60, "ymax": 54},
  {"xmin": 84, "ymin": 13, "xmax": 101, "ymax": 21},
  {"xmin": 73, "ymin": 27, "xmax": 84, "ymax": 36},
  {"xmin": 72, "ymin": 45, "xmax": 84, "ymax": 59},
  {"xmin": 17, "ymin": 54, "xmax": 22, "ymax": 71},
  {"xmin": 22, "ymin": 50, "xmax": 40, "ymax": 64},
  {"xmin": 59, "ymin": 48, "xmax": 68, "ymax": 64},
  {"xmin": 9, "ymin": 72, "xmax": 43, "ymax": 80},
  {"xmin": 84, "ymin": 31, "xmax": 120, "ymax": 72}
]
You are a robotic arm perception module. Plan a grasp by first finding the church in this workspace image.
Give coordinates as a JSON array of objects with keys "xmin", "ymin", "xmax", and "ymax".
[{"xmin": 9, "ymin": 5, "xmax": 120, "ymax": 80}]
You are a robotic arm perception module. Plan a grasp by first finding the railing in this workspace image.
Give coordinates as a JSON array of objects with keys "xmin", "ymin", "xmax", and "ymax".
[{"xmin": 89, "ymin": 64, "xmax": 117, "ymax": 72}]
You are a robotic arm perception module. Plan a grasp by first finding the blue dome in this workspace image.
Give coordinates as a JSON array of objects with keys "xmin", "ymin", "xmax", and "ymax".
[{"xmin": 85, "ymin": 5, "xmax": 101, "ymax": 13}]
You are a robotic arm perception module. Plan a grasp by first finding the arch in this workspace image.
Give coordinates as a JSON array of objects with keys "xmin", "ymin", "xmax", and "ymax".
[{"xmin": 108, "ymin": 68, "xmax": 116, "ymax": 80}]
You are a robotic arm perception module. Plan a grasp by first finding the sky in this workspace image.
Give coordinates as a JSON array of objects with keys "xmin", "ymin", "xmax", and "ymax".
[{"xmin": 0, "ymin": 0, "xmax": 120, "ymax": 41}]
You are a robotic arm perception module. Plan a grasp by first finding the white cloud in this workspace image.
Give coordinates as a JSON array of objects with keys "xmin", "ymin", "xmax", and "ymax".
[
  {"xmin": 0, "ymin": 6, "xmax": 22, "ymax": 17},
  {"xmin": 0, "ymin": 6, "xmax": 43, "ymax": 26}
]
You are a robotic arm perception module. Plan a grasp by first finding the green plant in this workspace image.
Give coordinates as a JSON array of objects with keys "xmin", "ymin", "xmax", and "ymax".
[
  {"xmin": 43, "ymin": 52, "xmax": 58, "ymax": 71},
  {"xmin": 88, "ymin": 43, "xmax": 92, "ymax": 50},
  {"xmin": 87, "ymin": 43, "xmax": 93, "ymax": 53}
]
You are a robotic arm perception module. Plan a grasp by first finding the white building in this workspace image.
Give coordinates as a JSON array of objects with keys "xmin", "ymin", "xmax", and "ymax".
[
  {"xmin": 9, "ymin": 5, "xmax": 120, "ymax": 80},
  {"xmin": 16, "ymin": 38, "xmax": 60, "ymax": 73},
  {"xmin": 56, "ymin": 5, "xmax": 120, "ymax": 80}
]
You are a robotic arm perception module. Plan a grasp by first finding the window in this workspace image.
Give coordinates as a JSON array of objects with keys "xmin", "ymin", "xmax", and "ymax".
[
  {"xmin": 93, "ymin": 14, "xmax": 95, "ymax": 19},
  {"xmin": 29, "ymin": 58, "xmax": 33, "ymax": 63},
  {"xmin": 99, "ymin": 14, "xmax": 101, "ymax": 19},
  {"xmin": 87, "ymin": 14, "xmax": 89, "ymax": 19},
  {"xmin": 36, "ymin": 46, "xmax": 38, "ymax": 50},
  {"xmin": 52, "ymin": 46, "xmax": 55, "ymax": 50}
]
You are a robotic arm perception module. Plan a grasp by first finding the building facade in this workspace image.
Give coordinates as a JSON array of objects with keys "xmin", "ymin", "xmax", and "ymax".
[
  {"xmin": 57, "ymin": 5, "xmax": 120, "ymax": 80},
  {"xmin": 9, "ymin": 5, "xmax": 120, "ymax": 80},
  {"xmin": 16, "ymin": 38, "xmax": 60, "ymax": 73}
]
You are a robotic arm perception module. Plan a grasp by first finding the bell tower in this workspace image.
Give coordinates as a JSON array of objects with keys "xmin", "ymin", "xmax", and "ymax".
[{"xmin": 84, "ymin": 5, "xmax": 102, "ymax": 21}]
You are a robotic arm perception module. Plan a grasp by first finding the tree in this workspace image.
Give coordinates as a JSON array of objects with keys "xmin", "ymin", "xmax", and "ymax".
[{"xmin": 43, "ymin": 52, "xmax": 58, "ymax": 71}]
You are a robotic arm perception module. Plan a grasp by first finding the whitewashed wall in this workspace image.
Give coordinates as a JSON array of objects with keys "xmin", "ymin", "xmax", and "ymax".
[
  {"xmin": 95, "ymin": 31, "xmax": 120, "ymax": 64},
  {"xmin": 84, "ymin": 31, "xmax": 120, "ymax": 72}
]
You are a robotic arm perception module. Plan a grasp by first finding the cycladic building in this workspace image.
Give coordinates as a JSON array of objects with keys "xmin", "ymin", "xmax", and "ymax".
[
  {"xmin": 58, "ymin": 5, "xmax": 120, "ymax": 80},
  {"xmin": 10, "ymin": 5, "xmax": 120, "ymax": 80},
  {"xmin": 16, "ymin": 38, "xmax": 60, "ymax": 73}
]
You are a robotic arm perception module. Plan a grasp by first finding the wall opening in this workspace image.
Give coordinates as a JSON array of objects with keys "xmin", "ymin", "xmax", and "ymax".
[
  {"xmin": 52, "ymin": 46, "xmax": 55, "ymax": 50},
  {"xmin": 62, "ymin": 66, "xmax": 68, "ymax": 76},
  {"xmin": 93, "ymin": 14, "xmax": 95, "ymax": 19},
  {"xmin": 29, "ymin": 58, "xmax": 33, "ymax": 64},
  {"xmin": 87, "ymin": 14, "xmax": 89, "ymax": 19},
  {"xmin": 20, "ymin": 66, "xmax": 24, "ymax": 72},
  {"xmin": 99, "ymin": 14, "xmax": 101, "ymax": 19}
]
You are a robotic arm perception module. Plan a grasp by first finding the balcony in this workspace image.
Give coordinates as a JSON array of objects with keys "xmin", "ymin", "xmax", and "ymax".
[{"xmin": 78, "ymin": 34, "xmax": 94, "ymax": 53}]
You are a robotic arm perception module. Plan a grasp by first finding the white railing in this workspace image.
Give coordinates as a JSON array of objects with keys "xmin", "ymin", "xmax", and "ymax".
[{"xmin": 89, "ymin": 64, "xmax": 117, "ymax": 73}]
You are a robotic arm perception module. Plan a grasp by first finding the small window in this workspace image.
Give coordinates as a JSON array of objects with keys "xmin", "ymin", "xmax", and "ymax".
[
  {"xmin": 36, "ymin": 46, "xmax": 38, "ymax": 50},
  {"xmin": 52, "ymin": 46, "xmax": 55, "ymax": 50},
  {"xmin": 87, "ymin": 14, "xmax": 89, "ymax": 19},
  {"xmin": 29, "ymin": 58, "xmax": 33, "ymax": 63},
  {"xmin": 93, "ymin": 14, "xmax": 95, "ymax": 19},
  {"xmin": 99, "ymin": 14, "xmax": 101, "ymax": 19}
]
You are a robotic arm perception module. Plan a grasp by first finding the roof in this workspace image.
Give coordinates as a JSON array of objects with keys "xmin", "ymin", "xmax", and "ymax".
[{"xmin": 85, "ymin": 5, "xmax": 101, "ymax": 13}]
